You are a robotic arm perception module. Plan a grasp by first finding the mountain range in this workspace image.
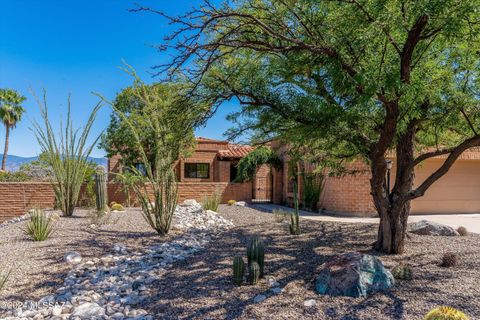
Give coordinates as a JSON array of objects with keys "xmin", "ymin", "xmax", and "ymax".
[{"xmin": 0, "ymin": 154, "xmax": 107, "ymax": 172}]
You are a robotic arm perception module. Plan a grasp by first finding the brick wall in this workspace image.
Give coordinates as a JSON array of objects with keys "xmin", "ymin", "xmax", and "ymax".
[{"xmin": 0, "ymin": 182, "xmax": 56, "ymax": 221}]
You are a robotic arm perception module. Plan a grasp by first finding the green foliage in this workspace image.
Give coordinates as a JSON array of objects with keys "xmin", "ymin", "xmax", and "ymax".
[
  {"xmin": 97, "ymin": 66, "xmax": 208, "ymax": 235},
  {"xmin": 24, "ymin": 209, "xmax": 55, "ymax": 241},
  {"xmin": 272, "ymin": 209, "xmax": 288, "ymax": 223},
  {"xmin": 202, "ymin": 194, "xmax": 220, "ymax": 211},
  {"xmin": 391, "ymin": 264, "xmax": 413, "ymax": 281},
  {"xmin": 247, "ymin": 235, "xmax": 265, "ymax": 278},
  {"xmin": 0, "ymin": 269, "xmax": 10, "ymax": 292},
  {"xmin": 289, "ymin": 182, "xmax": 301, "ymax": 235},
  {"xmin": 457, "ymin": 226, "xmax": 468, "ymax": 236},
  {"xmin": 424, "ymin": 306, "xmax": 469, "ymax": 320},
  {"xmin": 0, "ymin": 171, "xmax": 31, "ymax": 182},
  {"xmin": 440, "ymin": 252, "xmax": 458, "ymax": 268},
  {"xmin": 32, "ymin": 93, "xmax": 101, "ymax": 217},
  {"xmin": 111, "ymin": 203, "xmax": 125, "ymax": 211},
  {"xmin": 235, "ymin": 146, "xmax": 281, "ymax": 182},
  {"xmin": 302, "ymin": 173, "xmax": 324, "ymax": 211},
  {"xmin": 113, "ymin": 172, "xmax": 143, "ymax": 207},
  {"xmin": 232, "ymin": 256, "xmax": 245, "ymax": 285},
  {"xmin": 0, "ymin": 88, "xmax": 26, "ymax": 171},
  {"xmin": 249, "ymin": 261, "xmax": 261, "ymax": 285},
  {"xmin": 94, "ymin": 166, "xmax": 108, "ymax": 213},
  {"xmin": 99, "ymin": 80, "xmax": 207, "ymax": 168}
]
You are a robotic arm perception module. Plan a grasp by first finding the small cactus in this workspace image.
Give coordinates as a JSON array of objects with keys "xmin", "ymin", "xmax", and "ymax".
[
  {"xmin": 247, "ymin": 235, "xmax": 265, "ymax": 278},
  {"xmin": 227, "ymin": 200, "xmax": 236, "ymax": 206},
  {"xmin": 289, "ymin": 181, "xmax": 301, "ymax": 235},
  {"xmin": 95, "ymin": 166, "xmax": 108, "ymax": 213},
  {"xmin": 457, "ymin": 226, "xmax": 468, "ymax": 236},
  {"xmin": 111, "ymin": 203, "xmax": 125, "ymax": 211},
  {"xmin": 440, "ymin": 252, "xmax": 458, "ymax": 268},
  {"xmin": 232, "ymin": 256, "xmax": 245, "ymax": 285},
  {"xmin": 424, "ymin": 306, "xmax": 469, "ymax": 320},
  {"xmin": 391, "ymin": 263, "xmax": 413, "ymax": 280},
  {"xmin": 249, "ymin": 261, "xmax": 261, "ymax": 285}
]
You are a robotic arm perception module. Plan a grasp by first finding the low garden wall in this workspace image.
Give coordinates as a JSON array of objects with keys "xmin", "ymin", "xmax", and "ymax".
[{"xmin": 0, "ymin": 181, "xmax": 252, "ymax": 222}]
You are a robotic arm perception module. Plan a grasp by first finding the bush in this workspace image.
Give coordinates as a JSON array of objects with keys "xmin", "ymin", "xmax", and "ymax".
[
  {"xmin": 0, "ymin": 269, "xmax": 10, "ymax": 292},
  {"xmin": 0, "ymin": 171, "xmax": 31, "ymax": 182},
  {"xmin": 202, "ymin": 194, "xmax": 221, "ymax": 211},
  {"xmin": 424, "ymin": 306, "xmax": 469, "ymax": 320},
  {"xmin": 273, "ymin": 209, "xmax": 289, "ymax": 223},
  {"xmin": 24, "ymin": 209, "xmax": 54, "ymax": 241},
  {"xmin": 440, "ymin": 252, "xmax": 458, "ymax": 268},
  {"xmin": 391, "ymin": 263, "xmax": 413, "ymax": 280},
  {"xmin": 227, "ymin": 200, "xmax": 236, "ymax": 206},
  {"xmin": 111, "ymin": 203, "xmax": 125, "ymax": 211},
  {"xmin": 457, "ymin": 226, "xmax": 468, "ymax": 236}
]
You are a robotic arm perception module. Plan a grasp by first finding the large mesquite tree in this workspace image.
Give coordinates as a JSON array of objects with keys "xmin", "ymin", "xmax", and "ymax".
[{"xmin": 140, "ymin": 0, "xmax": 480, "ymax": 253}]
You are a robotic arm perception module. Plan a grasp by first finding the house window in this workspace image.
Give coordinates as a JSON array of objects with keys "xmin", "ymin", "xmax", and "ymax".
[{"xmin": 184, "ymin": 163, "xmax": 210, "ymax": 179}]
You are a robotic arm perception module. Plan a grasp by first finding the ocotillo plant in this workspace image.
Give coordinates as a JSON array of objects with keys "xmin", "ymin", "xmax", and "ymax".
[
  {"xmin": 232, "ymin": 256, "xmax": 245, "ymax": 285},
  {"xmin": 247, "ymin": 235, "xmax": 265, "ymax": 278},
  {"xmin": 95, "ymin": 165, "xmax": 108, "ymax": 213},
  {"xmin": 289, "ymin": 181, "xmax": 301, "ymax": 235}
]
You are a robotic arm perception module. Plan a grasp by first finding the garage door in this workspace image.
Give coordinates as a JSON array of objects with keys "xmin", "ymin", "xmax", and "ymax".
[{"xmin": 411, "ymin": 159, "xmax": 480, "ymax": 214}]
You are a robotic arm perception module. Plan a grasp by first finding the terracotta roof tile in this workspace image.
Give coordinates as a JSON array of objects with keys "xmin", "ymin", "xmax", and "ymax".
[
  {"xmin": 196, "ymin": 137, "xmax": 228, "ymax": 144},
  {"xmin": 218, "ymin": 144, "xmax": 254, "ymax": 159}
]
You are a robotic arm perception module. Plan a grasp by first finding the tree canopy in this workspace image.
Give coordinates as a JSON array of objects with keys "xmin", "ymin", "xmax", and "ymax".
[{"xmin": 144, "ymin": 0, "xmax": 480, "ymax": 253}]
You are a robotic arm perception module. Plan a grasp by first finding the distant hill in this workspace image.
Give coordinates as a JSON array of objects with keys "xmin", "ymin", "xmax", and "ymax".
[{"xmin": 0, "ymin": 154, "xmax": 107, "ymax": 172}]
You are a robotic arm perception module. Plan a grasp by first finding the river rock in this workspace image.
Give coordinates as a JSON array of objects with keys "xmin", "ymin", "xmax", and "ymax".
[
  {"xmin": 315, "ymin": 252, "xmax": 394, "ymax": 297},
  {"xmin": 64, "ymin": 252, "xmax": 82, "ymax": 265},
  {"xmin": 71, "ymin": 302, "xmax": 105, "ymax": 318},
  {"xmin": 409, "ymin": 220, "xmax": 460, "ymax": 236}
]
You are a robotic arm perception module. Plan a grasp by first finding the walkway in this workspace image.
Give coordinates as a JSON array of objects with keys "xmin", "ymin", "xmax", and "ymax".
[{"xmin": 251, "ymin": 203, "xmax": 480, "ymax": 234}]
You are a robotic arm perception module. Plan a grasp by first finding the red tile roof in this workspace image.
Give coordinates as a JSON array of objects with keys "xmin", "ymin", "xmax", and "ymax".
[
  {"xmin": 196, "ymin": 137, "xmax": 228, "ymax": 144},
  {"xmin": 218, "ymin": 144, "xmax": 254, "ymax": 159}
]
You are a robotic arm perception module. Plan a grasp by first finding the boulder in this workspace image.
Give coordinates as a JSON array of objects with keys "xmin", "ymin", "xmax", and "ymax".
[
  {"xmin": 409, "ymin": 220, "xmax": 459, "ymax": 236},
  {"xmin": 315, "ymin": 252, "xmax": 394, "ymax": 298},
  {"xmin": 182, "ymin": 199, "xmax": 200, "ymax": 207},
  {"xmin": 64, "ymin": 252, "xmax": 82, "ymax": 265}
]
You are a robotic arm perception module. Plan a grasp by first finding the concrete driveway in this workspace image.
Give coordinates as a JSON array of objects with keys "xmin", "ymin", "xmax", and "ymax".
[{"xmin": 252, "ymin": 203, "xmax": 480, "ymax": 234}]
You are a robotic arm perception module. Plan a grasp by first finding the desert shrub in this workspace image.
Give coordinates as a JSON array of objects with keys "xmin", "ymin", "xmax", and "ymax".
[
  {"xmin": 0, "ymin": 269, "xmax": 10, "ymax": 292},
  {"xmin": 391, "ymin": 263, "xmax": 413, "ymax": 280},
  {"xmin": 24, "ymin": 209, "xmax": 54, "ymax": 241},
  {"xmin": 202, "ymin": 194, "xmax": 221, "ymax": 211},
  {"xmin": 424, "ymin": 306, "xmax": 469, "ymax": 320},
  {"xmin": 111, "ymin": 203, "xmax": 125, "ymax": 211},
  {"xmin": 302, "ymin": 173, "xmax": 324, "ymax": 211},
  {"xmin": 440, "ymin": 252, "xmax": 458, "ymax": 268},
  {"xmin": 227, "ymin": 200, "xmax": 236, "ymax": 206},
  {"xmin": 273, "ymin": 209, "xmax": 289, "ymax": 223},
  {"xmin": 456, "ymin": 226, "xmax": 468, "ymax": 236},
  {"xmin": 32, "ymin": 94, "xmax": 101, "ymax": 217},
  {"xmin": 0, "ymin": 171, "xmax": 30, "ymax": 182}
]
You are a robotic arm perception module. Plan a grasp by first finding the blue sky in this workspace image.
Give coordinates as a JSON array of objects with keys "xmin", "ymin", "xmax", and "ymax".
[{"xmin": 0, "ymin": 0, "xmax": 240, "ymax": 158}]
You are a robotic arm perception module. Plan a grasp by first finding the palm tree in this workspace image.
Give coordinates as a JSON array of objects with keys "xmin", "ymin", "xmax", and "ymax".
[{"xmin": 0, "ymin": 89, "xmax": 26, "ymax": 171}]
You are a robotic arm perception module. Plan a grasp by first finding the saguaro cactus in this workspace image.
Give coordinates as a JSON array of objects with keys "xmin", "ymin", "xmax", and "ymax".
[
  {"xmin": 233, "ymin": 256, "xmax": 245, "ymax": 285},
  {"xmin": 249, "ymin": 261, "xmax": 261, "ymax": 284},
  {"xmin": 247, "ymin": 235, "xmax": 265, "ymax": 278},
  {"xmin": 95, "ymin": 166, "xmax": 108, "ymax": 213}
]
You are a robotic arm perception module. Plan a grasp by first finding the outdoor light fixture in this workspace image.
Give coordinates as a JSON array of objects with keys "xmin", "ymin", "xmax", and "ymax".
[{"xmin": 386, "ymin": 160, "xmax": 393, "ymax": 193}]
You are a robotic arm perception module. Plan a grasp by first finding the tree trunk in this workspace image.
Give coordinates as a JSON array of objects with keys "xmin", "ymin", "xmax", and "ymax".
[
  {"xmin": 375, "ymin": 200, "xmax": 410, "ymax": 254},
  {"xmin": 1, "ymin": 126, "xmax": 10, "ymax": 171}
]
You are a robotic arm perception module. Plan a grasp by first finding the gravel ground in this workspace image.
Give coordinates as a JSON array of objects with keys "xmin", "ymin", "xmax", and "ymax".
[
  {"xmin": 0, "ymin": 208, "xmax": 178, "ymax": 302},
  {"xmin": 1, "ymin": 205, "xmax": 479, "ymax": 319},
  {"xmin": 146, "ymin": 205, "xmax": 480, "ymax": 320}
]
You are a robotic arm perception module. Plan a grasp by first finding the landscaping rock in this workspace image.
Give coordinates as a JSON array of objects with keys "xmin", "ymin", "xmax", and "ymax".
[
  {"xmin": 71, "ymin": 302, "xmax": 105, "ymax": 318},
  {"xmin": 234, "ymin": 201, "xmax": 247, "ymax": 206},
  {"xmin": 254, "ymin": 294, "xmax": 267, "ymax": 303},
  {"xmin": 315, "ymin": 252, "xmax": 394, "ymax": 297},
  {"xmin": 410, "ymin": 220, "xmax": 460, "ymax": 236},
  {"xmin": 182, "ymin": 199, "xmax": 200, "ymax": 207},
  {"xmin": 304, "ymin": 299, "xmax": 316, "ymax": 307},
  {"xmin": 64, "ymin": 252, "xmax": 82, "ymax": 265}
]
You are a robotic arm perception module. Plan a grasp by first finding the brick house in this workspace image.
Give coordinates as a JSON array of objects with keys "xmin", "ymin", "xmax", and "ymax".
[{"xmin": 107, "ymin": 137, "xmax": 273, "ymax": 204}]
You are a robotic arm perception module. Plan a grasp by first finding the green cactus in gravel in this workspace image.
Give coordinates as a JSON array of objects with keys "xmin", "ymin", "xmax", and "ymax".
[
  {"xmin": 289, "ymin": 181, "xmax": 301, "ymax": 235},
  {"xmin": 233, "ymin": 256, "xmax": 245, "ymax": 285},
  {"xmin": 249, "ymin": 261, "xmax": 261, "ymax": 285},
  {"xmin": 247, "ymin": 235, "xmax": 265, "ymax": 278},
  {"xmin": 95, "ymin": 166, "xmax": 108, "ymax": 213}
]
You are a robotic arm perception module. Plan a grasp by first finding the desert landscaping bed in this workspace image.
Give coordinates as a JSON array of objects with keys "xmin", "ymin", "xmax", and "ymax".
[{"xmin": 0, "ymin": 204, "xmax": 479, "ymax": 319}]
